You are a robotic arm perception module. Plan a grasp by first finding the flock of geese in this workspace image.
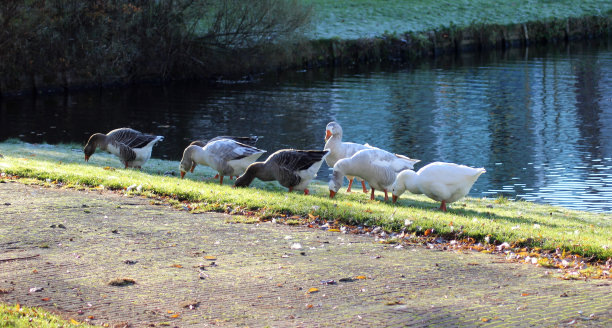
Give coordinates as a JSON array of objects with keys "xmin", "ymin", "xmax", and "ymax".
[{"xmin": 83, "ymin": 122, "xmax": 486, "ymax": 211}]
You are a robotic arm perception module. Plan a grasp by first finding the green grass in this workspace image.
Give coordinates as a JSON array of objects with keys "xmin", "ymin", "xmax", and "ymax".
[
  {"xmin": 0, "ymin": 303, "xmax": 98, "ymax": 328},
  {"xmin": 306, "ymin": 0, "xmax": 612, "ymax": 39},
  {"xmin": 0, "ymin": 140, "xmax": 610, "ymax": 261}
]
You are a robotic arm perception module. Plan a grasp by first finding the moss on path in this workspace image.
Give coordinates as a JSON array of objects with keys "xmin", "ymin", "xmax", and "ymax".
[{"xmin": 0, "ymin": 182, "xmax": 610, "ymax": 327}]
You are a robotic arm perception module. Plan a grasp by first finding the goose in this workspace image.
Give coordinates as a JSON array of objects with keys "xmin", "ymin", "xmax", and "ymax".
[
  {"xmin": 324, "ymin": 122, "xmax": 376, "ymax": 193},
  {"xmin": 179, "ymin": 139, "xmax": 266, "ymax": 185},
  {"xmin": 83, "ymin": 128, "xmax": 163, "ymax": 168},
  {"xmin": 234, "ymin": 149, "xmax": 329, "ymax": 195},
  {"xmin": 391, "ymin": 162, "xmax": 486, "ymax": 211},
  {"xmin": 188, "ymin": 136, "xmax": 259, "ymax": 174},
  {"xmin": 329, "ymin": 148, "xmax": 419, "ymax": 201}
]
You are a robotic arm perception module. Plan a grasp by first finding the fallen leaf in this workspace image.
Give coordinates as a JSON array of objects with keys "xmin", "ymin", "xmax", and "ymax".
[
  {"xmin": 171, "ymin": 313, "xmax": 180, "ymax": 318},
  {"xmin": 41, "ymin": 297, "xmax": 50, "ymax": 301},
  {"xmin": 171, "ymin": 264, "xmax": 183, "ymax": 268},
  {"xmin": 424, "ymin": 228, "xmax": 433, "ymax": 236},
  {"xmin": 355, "ymin": 275, "xmax": 367, "ymax": 280},
  {"xmin": 70, "ymin": 319, "xmax": 79, "ymax": 324},
  {"xmin": 305, "ymin": 304, "xmax": 313, "ymax": 309},
  {"xmin": 328, "ymin": 229, "xmax": 341, "ymax": 232},
  {"xmin": 307, "ymin": 287, "xmax": 319, "ymax": 294},
  {"xmin": 521, "ymin": 293, "xmax": 531, "ymax": 296},
  {"xmin": 481, "ymin": 317, "xmax": 490, "ymax": 322},
  {"xmin": 204, "ymin": 256, "xmax": 217, "ymax": 260}
]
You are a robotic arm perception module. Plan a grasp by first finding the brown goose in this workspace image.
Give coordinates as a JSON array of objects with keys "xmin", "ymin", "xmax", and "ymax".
[
  {"xmin": 234, "ymin": 149, "xmax": 329, "ymax": 195},
  {"xmin": 83, "ymin": 128, "xmax": 163, "ymax": 168},
  {"xmin": 179, "ymin": 139, "xmax": 266, "ymax": 185}
]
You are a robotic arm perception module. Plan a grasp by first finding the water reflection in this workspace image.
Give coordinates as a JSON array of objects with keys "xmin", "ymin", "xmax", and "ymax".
[{"xmin": 1, "ymin": 40, "xmax": 611, "ymax": 212}]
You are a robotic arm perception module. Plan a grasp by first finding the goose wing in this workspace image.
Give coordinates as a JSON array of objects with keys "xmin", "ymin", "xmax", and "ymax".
[
  {"xmin": 208, "ymin": 136, "xmax": 259, "ymax": 146},
  {"xmin": 191, "ymin": 136, "xmax": 259, "ymax": 148},
  {"xmin": 273, "ymin": 150, "xmax": 329, "ymax": 172},
  {"xmin": 206, "ymin": 139, "xmax": 265, "ymax": 162},
  {"xmin": 107, "ymin": 128, "xmax": 159, "ymax": 149},
  {"xmin": 269, "ymin": 150, "xmax": 329, "ymax": 187}
]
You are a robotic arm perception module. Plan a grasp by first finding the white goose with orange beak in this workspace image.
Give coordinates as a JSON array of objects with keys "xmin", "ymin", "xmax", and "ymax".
[
  {"xmin": 329, "ymin": 148, "xmax": 419, "ymax": 201},
  {"xmin": 324, "ymin": 122, "xmax": 376, "ymax": 193}
]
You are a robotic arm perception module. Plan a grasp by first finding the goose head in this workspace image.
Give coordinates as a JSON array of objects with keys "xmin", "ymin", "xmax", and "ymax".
[
  {"xmin": 328, "ymin": 170, "xmax": 344, "ymax": 198},
  {"xmin": 325, "ymin": 122, "xmax": 343, "ymax": 142},
  {"xmin": 179, "ymin": 145, "xmax": 198, "ymax": 179},
  {"xmin": 83, "ymin": 133, "xmax": 105, "ymax": 161},
  {"xmin": 391, "ymin": 169, "xmax": 417, "ymax": 203}
]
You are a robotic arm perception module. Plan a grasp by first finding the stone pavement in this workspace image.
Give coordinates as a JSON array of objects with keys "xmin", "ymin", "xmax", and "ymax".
[{"xmin": 0, "ymin": 181, "xmax": 610, "ymax": 327}]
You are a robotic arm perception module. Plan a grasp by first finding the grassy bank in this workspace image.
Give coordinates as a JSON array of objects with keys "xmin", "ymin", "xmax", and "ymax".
[
  {"xmin": 1, "ymin": 141, "xmax": 610, "ymax": 263},
  {"xmin": 0, "ymin": 303, "xmax": 97, "ymax": 328},
  {"xmin": 307, "ymin": 0, "xmax": 612, "ymax": 39}
]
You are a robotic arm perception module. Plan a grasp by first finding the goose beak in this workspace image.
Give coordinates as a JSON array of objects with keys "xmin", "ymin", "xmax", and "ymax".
[
  {"xmin": 84, "ymin": 155, "xmax": 89, "ymax": 162},
  {"xmin": 392, "ymin": 195, "xmax": 398, "ymax": 203},
  {"xmin": 329, "ymin": 190, "xmax": 336, "ymax": 198},
  {"xmin": 325, "ymin": 130, "xmax": 332, "ymax": 141},
  {"xmin": 180, "ymin": 171, "xmax": 186, "ymax": 179}
]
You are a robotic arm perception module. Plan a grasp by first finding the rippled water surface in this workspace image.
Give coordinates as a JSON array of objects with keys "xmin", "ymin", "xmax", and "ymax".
[{"xmin": 2, "ymin": 41, "xmax": 612, "ymax": 212}]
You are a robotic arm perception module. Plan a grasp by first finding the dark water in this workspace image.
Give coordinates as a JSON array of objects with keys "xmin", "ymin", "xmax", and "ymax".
[{"xmin": 2, "ymin": 40, "xmax": 612, "ymax": 213}]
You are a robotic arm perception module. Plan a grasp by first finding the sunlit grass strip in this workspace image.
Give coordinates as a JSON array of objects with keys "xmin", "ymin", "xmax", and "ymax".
[
  {"xmin": 0, "ymin": 141, "xmax": 610, "ymax": 260},
  {"xmin": 0, "ymin": 303, "xmax": 98, "ymax": 328}
]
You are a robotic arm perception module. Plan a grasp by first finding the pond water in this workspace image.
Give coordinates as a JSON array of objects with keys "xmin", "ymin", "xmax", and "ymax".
[{"xmin": 1, "ymin": 40, "xmax": 612, "ymax": 213}]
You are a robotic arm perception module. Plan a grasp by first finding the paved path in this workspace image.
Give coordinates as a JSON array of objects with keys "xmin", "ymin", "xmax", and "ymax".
[{"xmin": 0, "ymin": 181, "xmax": 610, "ymax": 327}]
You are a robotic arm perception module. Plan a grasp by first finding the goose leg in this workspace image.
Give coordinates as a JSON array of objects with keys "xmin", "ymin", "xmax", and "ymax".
[
  {"xmin": 439, "ymin": 201, "xmax": 447, "ymax": 212},
  {"xmin": 304, "ymin": 188, "xmax": 309, "ymax": 195},
  {"xmin": 190, "ymin": 164, "xmax": 196, "ymax": 173},
  {"xmin": 361, "ymin": 181, "xmax": 368, "ymax": 193},
  {"xmin": 346, "ymin": 178, "xmax": 354, "ymax": 192},
  {"xmin": 383, "ymin": 189, "xmax": 388, "ymax": 202},
  {"xmin": 370, "ymin": 188, "xmax": 375, "ymax": 200},
  {"xmin": 219, "ymin": 175, "xmax": 224, "ymax": 185},
  {"xmin": 289, "ymin": 187, "xmax": 293, "ymax": 193}
]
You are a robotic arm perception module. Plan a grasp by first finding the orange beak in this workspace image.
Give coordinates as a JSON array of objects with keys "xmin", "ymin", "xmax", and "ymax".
[
  {"xmin": 325, "ymin": 130, "xmax": 332, "ymax": 141},
  {"xmin": 392, "ymin": 195, "xmax": 398, "ymax": 203},
  {"xmin": 329, "ymin": 190, "xmax": 336, "ymax": 198},
  {"xmin": 180, "ymin": 171, "xmax": 186, "ymax": 179},
  {"xmin": 84, "ymin": 155, "xmax": 89, "ymax": 162}
]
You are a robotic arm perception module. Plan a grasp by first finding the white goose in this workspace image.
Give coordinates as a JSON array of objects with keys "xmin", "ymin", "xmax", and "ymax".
[
  {"xmin": 324, "ymin": 122, "xmax": 376, "ymax": 193},
  {"xmin": 235, "ymin": 149, "xmax": 329, "ymax": 195},
  {"xmin": 391, "ymin": 162, "xmax": 486, "ymax": 211},
  {"xmin": 329, "ymin": 148, "xmax": 419, "ymax": 201},
  {"xmin": 83, "ymin": 128, "xmax": 163, "ymax": 168},
  {"xmin": 179, "ymin": 139, "xmax": 266, "ymax": 185}
]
